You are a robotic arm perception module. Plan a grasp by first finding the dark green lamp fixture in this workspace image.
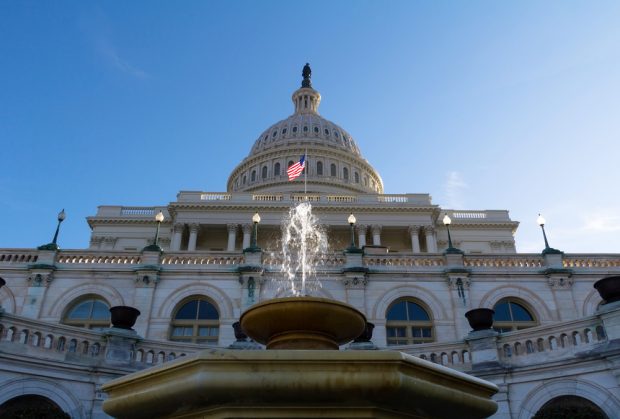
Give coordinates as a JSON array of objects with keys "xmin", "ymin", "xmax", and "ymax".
[
  {"xmin": 346, "ymin": 213, "xmax": 361, "ymax": 253},
  {"xmin": 38, "ymin": 209, "xmax": 66, "ymax": 251},
  {"xmin": 143, "ymin": 210, "xmax": 165, "ymax": 252},
  {"xmin": 537, "ymin": 214, "xmax": 562, "ymax": 255},
  {"xmin": 247, "ymin": 212, "xmax": 261, "ymax": 251},
  {"xmin": 442, "ymin": 214, "xmax": 463, "ymax": 254}
]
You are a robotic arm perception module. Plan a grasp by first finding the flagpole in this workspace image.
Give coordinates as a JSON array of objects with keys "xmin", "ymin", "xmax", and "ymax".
[{"xmin": 304, "ymin": 149, "xmax": 307, "ymax": 196}]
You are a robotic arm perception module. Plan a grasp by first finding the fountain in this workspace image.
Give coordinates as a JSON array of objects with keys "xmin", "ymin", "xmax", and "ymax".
[{"xmin": 102, "ymin": 202, "xmax": 498, "ymax": 418}]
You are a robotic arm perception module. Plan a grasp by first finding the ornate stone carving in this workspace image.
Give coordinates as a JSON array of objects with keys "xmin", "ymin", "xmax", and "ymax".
[
  {"xmin": 173, "ymin": 223, "xmax": 184, "ymax": 233},
  {"xmin": 28, "ymin": 271, "xmax": 53, "ymax": 287},
  {"xmin": 342, "ymin": 274, "xmax": 368, "ymax": 289},
  {"xmin": 371, "ymin": 225, "xmax": 382, "ymax": 235},
  {"xmin": 242, "ymin": 223, "xmax": 253, "ymax": 234},
  {"xmin": 446, "ymin": 276, "xmax": 471, "ymax": 290},
  {"xmin": 135, "ymin": 269, "xmax": 160, "ymax": 288},
  {"xmin": 189, "ymin": 223, "xmax": 200, "ymax": 233},
  {"xmin": 356, "ymin": 224, "xmax": 368, "ymax": 235},
  {"xmin": 408, "ymin": 225, "xmax": 421, "ymax": 236},
  {"xmin": 547, "ymin": 275, "xmax": 574, "ymax": 289},
  {"xmin": 424, "ymin": 225, "xmax": 435, "ymax": 235},
  {"xmin": 89, "ymin": 236, "xmax": 104, "ymax": 248},
  {"xmin": 227, "ymin": 223, "xmax": 238, "ymax": 234}
]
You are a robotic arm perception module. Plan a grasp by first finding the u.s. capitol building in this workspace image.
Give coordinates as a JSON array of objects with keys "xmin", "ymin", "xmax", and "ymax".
[{"xmin": 0, "ymin": 65, "xmax": 619, "ymax": 418}]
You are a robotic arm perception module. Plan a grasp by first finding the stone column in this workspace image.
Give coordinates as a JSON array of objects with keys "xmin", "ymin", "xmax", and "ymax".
[
  {"xmin": 242, "ymin": 224, "xmax": 252, "ymax": 249},
  {"xmin": 187, "ymin": 223, "xmax": 199, "ymax": 251},
  {"xmin": 408, "ymin": 225, "xmax": 421, "ymax": 253},
  {"xmin": 356, "ymin": 224, "xmax": 367, "ymax": 248},
  {"xmin": 171, "ymin": 223, "xmax": 183, "ymax": 251},
  {"xmin": 424, "ymin": 226, "xmax": 437, "ymax": 252},
  {"xmin": 227, "ymin": 224, "xmax": 238, "ymax": 251},
  {"xmin": 371, "ymin": 225, "xmax": 382, "ymax": 246}
]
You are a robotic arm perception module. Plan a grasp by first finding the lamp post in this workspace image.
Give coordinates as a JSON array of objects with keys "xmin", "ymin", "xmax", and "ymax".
[
  {"xmin": 38, "ymin": 209, "xmax": 66, "ymax": 250},
  {"xmin": 442, "ymin": 214, "xmax": 463, "ymax": 254},
  {"xmin": 537, "ymin": 214, "xmax": 562, "ymax": 255},
  {"xmin": 143, "ymin": 210, "xmax": 165, "ymax": 252},
  {"xmin": 251, "ymin": 212, "xmax": 261, "ymax": 250},
  {"xmin": 347, "ymin": 213, "xmax": 358, "ymax": 252}
]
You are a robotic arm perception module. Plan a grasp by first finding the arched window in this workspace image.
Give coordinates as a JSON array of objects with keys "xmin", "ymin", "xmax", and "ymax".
[
  {"xmin": 330, "ymin": 163, "xmax": 337, "ymax": 177},
  {"xmin": 493, "ymin": 298, "xmax": 537, "ymax": 332},
  {"xmin": 261, "ymin": 166, "xmax": 268, "ymax": 179},
  {"xmin": 274, "ymin": 162, "xmax": 281, "ymax": 176},
  {"xmin": 62, "ymin": 296, "xmax": 110, "ymax": 330},
  {"xmin": 316, "ymin": 161, "xmax": 323, "ymax": 176},
  {"xmin": 533, "ymin": 396, "xmax": 607, "ymax": 419},
  {"xmin": 170, "ymin": 297, "xmax": 220, "ymax": 344},
  {"xmin": 242, "ymin": 175, "xmax": 246, "ymax": 184},
  {"xmin": 354, "ymin": 171, "xmax": 360, "ymax": 183},
  {"xmin": 343, "ymin": 167, "xmax": 349, "ymax": 181},
  {"xmin": 386, "ymin": 299, "xmax": 433, "ymax": 345},
  {"xmin": 251, "ymin": 170, "xmax": 256, "ymax": 182}
]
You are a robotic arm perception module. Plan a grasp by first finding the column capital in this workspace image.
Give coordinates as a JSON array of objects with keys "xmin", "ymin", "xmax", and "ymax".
[
  {"xmin": 173, "ymin": 223, "xmax": 184, "ymax": 232},
  {"xmin": 424, "ymin": 225, "xmax": 435, "ymax": 234},
  {"xmin": 27, "ymin": 269, "xmax": 55, "ymax": 287},
  {"xmin": 371, "ymin": 224, "xmax": 382, "ymax": 234},
  {"xmin": 408, "ymin": 225, "xmax": 422, "ymax": 235},
  {"xmin": 356, "ymin": 224, "xmax": 368, "ymax": 234},
  {"xmin": 242, "ymin": 223, "xmax": 253, "ymax": 234},
  {"xmin": 227, "ymin": 223, "xmax": 238, "ymax": 233},
  {"xmin": 189, "ymin": 223, "xmax": 200, "ymax": 233}
]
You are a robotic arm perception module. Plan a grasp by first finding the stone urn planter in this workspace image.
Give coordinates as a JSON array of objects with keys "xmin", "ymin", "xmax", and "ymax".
[
  {"xmin": 110, "ymin": 306, "xmax": 141, "ymax": 330},
  {"xmin": 594, "ymin": 276, "xmax": 620, "ymax": 304},
  {"xmin": 465, "ymin": 308, "xmax": 495, "ymax": 331},
  {"xmin": 353, "ymin": 322, "xmax": 375, "ymax": 343},
  {"xmin": 232, "ymin": 321, "xmax": 248, "ymax": 341}
]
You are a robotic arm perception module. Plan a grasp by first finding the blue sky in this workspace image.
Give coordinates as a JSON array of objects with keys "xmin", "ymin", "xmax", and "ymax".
[{"xmin": 1, "ymin": 1, "xmax": 619, "ymax": 253}]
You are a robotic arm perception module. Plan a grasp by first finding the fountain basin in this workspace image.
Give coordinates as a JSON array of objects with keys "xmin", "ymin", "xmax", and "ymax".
[
  {"xmin": 102, "ymin": 349, "xmax": 498, "ymax": 418},
  {"xmin": 240, "ymin": 296, "xmax": 366, "ymax": 349}
]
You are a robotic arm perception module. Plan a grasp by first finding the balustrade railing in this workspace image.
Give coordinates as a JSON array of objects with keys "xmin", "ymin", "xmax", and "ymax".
[
  {"xmin": 161, "ymin": 253, "xmax": 244, "ymax": 265},
  {"xmin": 463, "ymin": 255, "xmax": 544, "ymax": 268},
  {"xmin": 364, "ymin": 255, "xmax": 445, "ymax": 268},
  {"xmin": 0, "ymin": 250, "xmax": 39, "ymax": 265},
  {"xmin": 496, "ymin": 316, "xmax": 606, "ymax": 366},
  {"xmin": 394, "ymin": 341, "xmax": 471, "ymax": 371},
  {"xmin": 0, "ymin": 313, "xmax": 106, "ymax": 361},
  {"xmin": 57, "ymin": 251, "xmax": 142, "ymax": 265},
  {"xmin": 563, "ymin": 255, "xmax": 620, "ymax": 269}
]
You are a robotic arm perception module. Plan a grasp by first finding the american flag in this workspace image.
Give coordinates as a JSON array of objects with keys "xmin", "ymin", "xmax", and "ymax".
[{"xmin": 287, "ymin": 155, "xmax": 306, "ymax": 181}]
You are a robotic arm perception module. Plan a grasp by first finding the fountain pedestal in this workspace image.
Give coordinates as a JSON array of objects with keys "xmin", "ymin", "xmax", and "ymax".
[{"xmin": 102, "ymin": 349, "xmax": 498, "ymax": 418}]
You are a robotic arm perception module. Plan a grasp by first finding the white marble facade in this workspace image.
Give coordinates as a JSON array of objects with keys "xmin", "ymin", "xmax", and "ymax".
[{"xmin": 1, "ymin": 69, "xmax": 620, "ymax": 418}]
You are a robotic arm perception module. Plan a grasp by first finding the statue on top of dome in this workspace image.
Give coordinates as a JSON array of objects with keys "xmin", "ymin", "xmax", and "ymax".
[{"xmin": 302, "ymin": 63, "xmax": 312, "ymax": 88}]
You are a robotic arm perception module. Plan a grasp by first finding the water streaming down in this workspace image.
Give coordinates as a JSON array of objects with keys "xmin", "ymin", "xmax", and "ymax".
[{"xmin": 279, "ymin": 202, "xmax": 328, "ymax": 296}]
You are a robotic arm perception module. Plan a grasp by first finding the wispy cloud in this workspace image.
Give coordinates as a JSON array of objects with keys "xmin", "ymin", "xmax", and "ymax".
[
  {"xmin": 97, "ymin": 38, "xmax": 150, "ymax": 79},
  {"xmin": 79, "ymin": 7, "xmax": 150, "ymax": 79},
  {"xmin": 582, "ymin": 213, "xmax": 620, "ymax": 233},
  {"xmin": 443, "ymin": 171, "xmax": 468, "ymax": 209}
]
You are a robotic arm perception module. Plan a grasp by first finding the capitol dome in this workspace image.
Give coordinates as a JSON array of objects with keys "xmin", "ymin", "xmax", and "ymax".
[{"xmin": 227, "ymin": 64, "xmax": 383, "ymax": 194}]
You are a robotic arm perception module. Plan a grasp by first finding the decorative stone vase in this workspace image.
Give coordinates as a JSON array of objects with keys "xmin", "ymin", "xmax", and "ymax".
[
  {"xmin": 465, "ymin": 308, "xmax": 495, "ymax": 331},
  {"xmin": 353, "ymin": 322, "xmax": 375, "ymax": 342},
  {"xmin": 233, "ymin": 321, "xmax": 248, "ymax": 341},
  {"xmin": 110, "ymin": 306, "xmax": 141, "ymax": 330},
  {"xmin": 594, "ymin": 276, "xmax": 620, "ymax": 304}
]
